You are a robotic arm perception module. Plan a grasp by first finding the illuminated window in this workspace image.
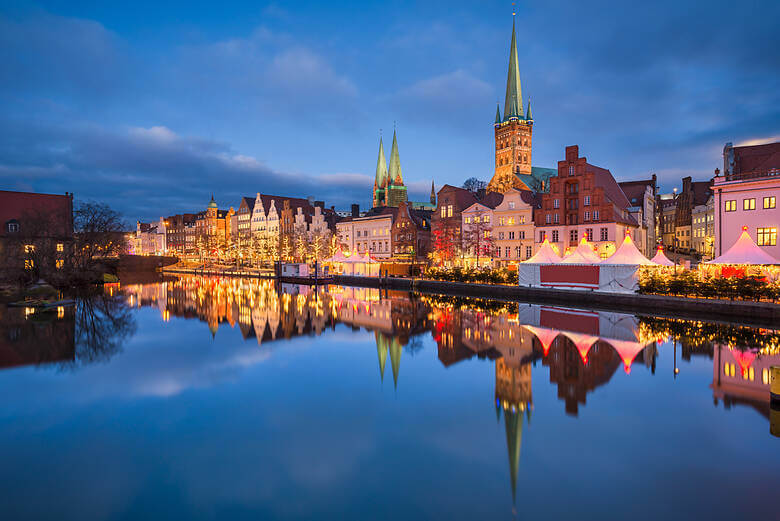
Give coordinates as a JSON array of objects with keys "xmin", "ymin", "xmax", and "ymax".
[
  {"xmin": 55, "ymin": 259, "xmax": 64, "ymax": 269},
  {"xmin": 743, "ymin": 198, "xmax": 756, "ymax": 210},
  {"xmin": 440, "ymin": 206, "xmax": 446, "ymax": 218},
  {"xmin": 725, "ymin": 200, "xmax": 736, "ymax": 212},
  {"xmin": 56, "ymin": 243, "xmax": 64, "ymax": 252},
  {"xmin": 757, "ymin": 228, "xmax": 777, "ymax": 246},
  {"xmin": 447, "ymin": 205, "xmax": 453, "ymax": 218},
  {"xmin": 763, "ymin": 368, "xmax": 770, "ymax": 385},
  {"xmin": 764, "ymin": 196, "xmax": 776, "ymax": 209},
  {"xmin": 24, "ymin": 244, "xmax": 35, "ymax": 253},
  {"xmin": 465, "ymin": 217, "xmax": 472, "ymax": 224},
  {"xmin": 24, "ymin": 259, "xmax": 34, "ymax": 270},
  {"xmin": 508, "ymin": 217, "xmax": 515, "ymax": 225}
]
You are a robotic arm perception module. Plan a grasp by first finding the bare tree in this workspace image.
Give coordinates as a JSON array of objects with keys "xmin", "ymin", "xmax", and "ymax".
[
  {"xmin": 462, "ymin": 177, "xmax": 487, "ymax": 194},
  {"xmin": 462, "ymin": 209, "xmax": 493, "ymax": 266}
]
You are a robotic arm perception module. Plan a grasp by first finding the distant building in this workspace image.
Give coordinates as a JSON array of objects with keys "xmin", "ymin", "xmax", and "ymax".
[
  {"xmin": 674, "ymin": 176, "xmax": 712, "ymax": 252},
  {"xmin": 658, "ymin": 193, "xmax": 677, "ymax": 249},
  {"xmin": 691, "ymin": 195, "xmax": 714, "ymax": 259},
  {"xmin": 391, "ymin": 201, "xmax": 432, "ymax": 262},
  {"xmin": 713, "ymin": 141, "xmax": 780, "ymax": 260},
  {"xmin": 534, "ymin": 145, "xmax": 638, "ymax": 258},
  {"xmin": 163, "ymin": 213, "xmax": 196, "ymax": 254}
]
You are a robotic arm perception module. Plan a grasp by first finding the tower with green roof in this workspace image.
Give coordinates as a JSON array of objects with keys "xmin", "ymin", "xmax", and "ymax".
[
  {"xmin": 373, "ymin": 129, "xmax": 408, "ymax": 208},
  {"xmin": 487, "ymin": 12, "xmax": 535, "ymax": 194}
]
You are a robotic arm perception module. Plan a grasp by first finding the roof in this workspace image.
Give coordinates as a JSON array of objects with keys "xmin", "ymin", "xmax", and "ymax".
[
  {"xmin": 256, "ymin": 193, "xmax": 314, "ymax": 215},
  {"xmin": 731, "ymin": 141, "xmax": 780, "ymax": 174},
  {"xmin": 601, "ymin": 234, "xmax": 654, "ymax": 265},
  {"xmin": 437, "ymin": 185, "xmax": 479, "ymax": 212},
  {"xmin": 239, "ymin": 197, "xmax": 256, "ymax": 213},
  {"xmin": 502, "ymin": 17, "xmax": 524, "ymax": 120},
  {"xmin": 517, "ymin": 167, "xmax": 556, "ymax": 193},
  {"xmin": 618, "ymin": 179, "xmax": 654, "ymax": 207},
  {"xmin": 0, "ymin": 190, "xmax": 72, "ymax": 238},
  {"xmin": 375, "ymin": 137, "xmax": 388, "ymax": 185},
  {"xmin": 480, "ymin": 192, "xmax": 504, "ymax": 209},
  {"xmin": 388, "ymin": 130, "xmax": 403, "ymax": 185},
  {"xmin": 691, "ymin": 180, "xmax": 712, "ymax": 206}
]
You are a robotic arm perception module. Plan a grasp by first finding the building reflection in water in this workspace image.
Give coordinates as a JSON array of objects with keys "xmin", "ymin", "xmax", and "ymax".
[
  {"xmin": 0, "ymin": 304, "xmax": 75, "ymax": 370},
  {"xmin": 120, "ymin": 275, "xmax": 780, "ymax": 503}
]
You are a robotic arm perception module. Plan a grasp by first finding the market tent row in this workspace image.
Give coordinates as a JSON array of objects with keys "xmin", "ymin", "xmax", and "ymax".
[
  {"xmin": 707, "ymin": 228, "xmax": 779, "ymax": 265},
  {"xmin": 323, "ymin": 249, "xmax": 381, "ymax": 276}
]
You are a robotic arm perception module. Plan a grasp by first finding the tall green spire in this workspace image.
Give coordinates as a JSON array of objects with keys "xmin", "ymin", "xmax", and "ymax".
[
  {"xmin": 388, "ymin": 129, "xmax": 403, "ymax": 185},
  {"xmin": 503, "ymin": 16, "xmax": 524, "ymax": 120},
  {"xmin": 495, "ymin": 103, "xmax": 502, "ymax": 124},
  {"xmin": 526, "ymin": 97, "xmax": 532, "ymax": 121},
  {"xmin": 375, "ymin": 135, "xmax": 388, "ymax": 187}
]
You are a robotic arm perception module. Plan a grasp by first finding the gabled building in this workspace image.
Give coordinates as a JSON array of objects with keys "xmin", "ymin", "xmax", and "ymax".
[
  {"xmin": 674, "ymin": 176, "xmax": 712, "ymax": 252},
  {"xmin": 431, "ymin": 185, "xmax": 480, "ymax": 265},
  {"xmin": 392, "ymin": 201, "xmax": 432, "ymax": 262},
  {"xmin": 492, "ymin": 188, "xmax": 539, "ymax": 266},
  {"xmin": 461, "ymin": 193, "xmax": 503, "ymax": 267},
  {"xmin": 535, "ymin": 145, "xmax": 638, "ymax": 258}
]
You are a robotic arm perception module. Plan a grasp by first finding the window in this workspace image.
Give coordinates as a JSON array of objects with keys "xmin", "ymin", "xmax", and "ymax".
[
  {"xmin": 56, "ymin": 259, "xmax": 64, "ymax": 269},
  {"xmin": 585, "ymin": 228, "xmax": 593, "ymax": 241},
  {"xmin": 519, "ymin": 231, "xmax": 525, "ymax": 239},
  {"xmin": 526, "ymin": 246, "xmax": 532, "ymax": 259},
  {"xmin": 56, "ymin": 243, "xmax": 64, "ymax": 252},
  {"xmin": 495, "ymin": 247, "xmax": 501, "ymax": 258},
  {"xmin": 508, "ymin": 217, "xmax": 515, "ymax": 225},
  {"xmin": 508, "ymin": 202, "xmax": 515, "ymax": 209},
  {"xmin": 743, "ymin": 198, "xmax": 756, "ymax": 210},
  {"xmin": 593, "ymin": 210, "xmax": 600, "ymax": 221},
  {"xmin": 441, "ymin": 206, "xmax": 446, "ymax": 218},
  {"xmin": 499, "ymin": 218, "xmax": 505, "ymax": 226},
  {"xmin": 553, "ymin": 199, "xmax": 560, "ymax": 209},
  {"xmin": 447, "ymin": 205, "xmax": 453, "ymax": 217},
  {"xmin": 24, "ymin": 259, "xmax": 34, "ymax": 270},
  {"xmin": 519, "ymin": 216, "xmax": 525, "ymax": 224},
  {"xmin": 465, "ymin": 217, "xmax": 472, "ymax": 224},
  {"xmin": 584, "ymin": 195, "xmax": 590, "ymax": 206},
  {"xmin": 539, "ymin": 231, "xmax": 545, "ymax": 242},
  {"xmin": 484, "ymin": 215, "xmax": 490, "ymax": 223},
  {"xmin": 546, "ymin": 214, "xmax": 551, "ymax": 224},
  {"xmin": 600, "ymin": 227, "xmax": 608, "ymax": 241},
  {"xmin": 508, "ymin": 231, "xmax": 515, "ymax": 240},
  {"xmin": 553, "ymin": 213, "xmax": 559, "ymax": 224},
  {"xmin": 757, "ymin": 228, "xmax": 777, "ymax": 246},
  {"xmin": 725, "ymin": 200, "xmax": 736, "ymax": 212},
  {"xmin": 552, "ymin": 230, "xmax": 559, "ymax": 242},
  {"xmin": 570, "ymin": 229, "xmax": 578, "ymax": 243},
  {"xmin": 569, "ymin": 165, "xmax": 575, "ymax": 176},
  {"xmin": 584, "ymin": 211, "xmax": 590, "ymax": 221},
  {"xmin": 7, "ymin": 222, "xmax": 19, "ymax": 233},
  {"xmin": 764, "ymin": 196, "xmax": 776, "ymax": 209},
  {"xmin": 505, "ymin": 247, "xmax": 510, "ymax": 258},
  {"xmin": 24, "ymin": 244, "xmax": 35, "ymax": 253}
]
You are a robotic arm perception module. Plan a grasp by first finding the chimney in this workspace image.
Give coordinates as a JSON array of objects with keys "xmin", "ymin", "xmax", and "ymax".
[{"xmin": 351, "ymin": 204, "xmax": 360, "ymax": 217}]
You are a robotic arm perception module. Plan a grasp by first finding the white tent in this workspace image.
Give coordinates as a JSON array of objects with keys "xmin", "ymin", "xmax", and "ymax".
[
  {"xmin": 650, "ymin": 246, "xmax": 675, "ymax": 267},
  {"xmin": 707, "ymin": 228, "xmax": 779, "ymax": 265},
  {"xmin": 601, "ymin": 234, "xmax": 655, "ymax": 265},
  {"xmin": 523, "ymin": 238, "xmax": 562, "ymax": 264},
  {"xmin": 561, "ymin": 237, "xmax": 601, "ymax": 264}
]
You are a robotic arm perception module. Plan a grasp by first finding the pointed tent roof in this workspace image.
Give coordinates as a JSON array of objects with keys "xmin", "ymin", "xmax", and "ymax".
[
  {"xmin": 561, "ymin": 237, "xmax": 601, "ymax": 264},
  {"xmin": 524, "ymin": 325, "xmax": 559, "ymax": 357},
  {"xmin": 650, "ymin": 246, "xmax": 675, "ymax": 267},
  {"xmin": 388, "ymin": 129, "xmax": 403, "ymax": 185},
  {"xmin": 375, "ymin": 136, "xmax": 388, "ymax": 186},
  {"xmin": 503, "ymin": 16, "xmax": 524, "ymax": 120},
  {"xmin": 601, "ymin": 234, "xmax": 655, "ymax": 265},
  {"xmin": 707, "ymin": 228, "xmax": 779, "ymax": 265},
  {"xmin": 523, "ymin": 238, "xmax": 561, "ymax": 264},
  {"xmin": 607, "ymin": 339, "xmax": 647, "ymax": 374}
]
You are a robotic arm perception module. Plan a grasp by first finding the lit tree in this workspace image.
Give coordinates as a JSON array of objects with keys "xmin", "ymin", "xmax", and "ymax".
[
  {"xmin": 432, "ymin": 220, "xmax": 460, "ymax": 266},
  {"xmin": 281, "ymin": 235, "xmax": 292, "ymax": 262},
  {"xmin": 462, "ymin": 209, "xmax": 493, "ymax": 267}
]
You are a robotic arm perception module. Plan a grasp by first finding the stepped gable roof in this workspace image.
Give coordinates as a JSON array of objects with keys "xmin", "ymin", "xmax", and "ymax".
[
  {"xmin": 732, "ymin": 141, "xmax": 780, "ymax": 173},
  {"xmin": 258, "ymin": 194, "xmax": 314, "ymax": 214},
  {"xmin": 0, "ymin": 190, "xmax": 72, "ymax": 238},
  {"xmin": 480, "ymin": 192, "xmax": 504, "ymax": 209},
  {"xmin": 439, "ymin": 184, "xmax": 479, "ymax": 211}
]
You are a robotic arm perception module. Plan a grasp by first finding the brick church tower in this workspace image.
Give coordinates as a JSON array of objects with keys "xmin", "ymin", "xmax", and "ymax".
[{"xmin": 487, "ymin": 13, "xmax": 534, "ymax": 194}]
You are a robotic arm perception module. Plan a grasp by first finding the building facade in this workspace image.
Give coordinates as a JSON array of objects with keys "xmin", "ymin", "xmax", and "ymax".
[
  {"xmin": 674, "ymin": 176, "xmax": 712, "ymax": 253},
  {"xmin": 691, "ymin": 195, "xmax": 715, "ymax": 259},
  {"xmin": 534, "ymin": 146, "xmax": 638, "ymax": 258},
  {"xmin": 492, "ymin": 188, "xmax": 538, "ymax": 266},
  {"xmin": 618, "ymin": 177, "xmax": 657, "ymax": 256},
  {"xmin": 392, "ymin": 201, "xmax": 432, "ymax": 262},
  {"xmin": 431, "ymin": 185, "xmax": 480, "ymax": 265},
  {"xmin": 713, "ymin": 141, "xmax": 780, "ymax": 260}
]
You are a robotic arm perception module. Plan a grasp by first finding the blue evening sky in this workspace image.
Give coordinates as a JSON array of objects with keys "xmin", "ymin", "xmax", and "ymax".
[{"xmin": 1, "ymin": 1, "xmax": 778, "ymax": 221}]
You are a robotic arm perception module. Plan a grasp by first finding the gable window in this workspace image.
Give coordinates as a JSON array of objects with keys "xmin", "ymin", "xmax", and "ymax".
[{"xmin": 508, "ymin": 202, "xmax": 515, "ymax": 209}]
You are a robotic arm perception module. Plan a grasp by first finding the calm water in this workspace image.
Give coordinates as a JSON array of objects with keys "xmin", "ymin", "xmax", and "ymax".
[{"xmin": 0, "ymin": 276, "xmax": 777, "ymax": 521}]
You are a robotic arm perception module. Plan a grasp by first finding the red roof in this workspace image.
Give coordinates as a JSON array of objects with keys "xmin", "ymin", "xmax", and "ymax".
[
  {"xmin": 733, "ymin": 142, "xmax": 780, "ymax": 174},
  {"xmin": 0, "ymin": 190, "xmax": 73, "ymax": 238}
]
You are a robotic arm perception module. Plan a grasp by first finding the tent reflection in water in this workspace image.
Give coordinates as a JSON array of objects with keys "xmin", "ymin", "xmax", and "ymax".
[
  {"xmin": 323, "ymin": 248, "xmax": 381, "ymax": 277},
  {"xmin": 517, "ymin": 236, "xmax": 644, "ymax": 293}
]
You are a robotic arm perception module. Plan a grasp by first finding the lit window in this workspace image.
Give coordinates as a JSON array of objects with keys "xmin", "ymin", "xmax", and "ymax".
[
  {"xmin": 447, "ymin": 205, "xmax": 453, "ymax": 218},
  {"xmin": 57, "ymin": 243, "xmax": 64, "ymax": 252},
  {"xmin": 743, "ymin": 198, "xmax": 756, "ymax": 210},
  {"xmin": 764, "ymin": 196, "xmax": 776, "ymax": 209},
  {"xmin": 725, "ymin": 200, "xmax": 736, "ymax": 212},
  {"xmin": 757, "ymin": 228, "xmax": 777, "ymax": 246},
  {"xmin": 56, "ymin": 259, "xmax": 64, "ymax": 269},
  {"xmin": 24, "ymin": 259, "xmax": 34, "ymax": 270},
  {"xmin": 465, "ymin": 217, "xmax": 472, "ymax": 224}
]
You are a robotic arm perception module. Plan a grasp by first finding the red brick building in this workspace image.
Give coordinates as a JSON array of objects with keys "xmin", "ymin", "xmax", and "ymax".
[
  {"xmin": 431, "ymin": 185, "xmax": 479, "ymax": 265},
  {"xmin": 392, "ymin": 201, "xmax": 432, "ymax": 262},
  {"xmin": 535, "ymin": 146, "xmax": 638, "ymax": 258}
]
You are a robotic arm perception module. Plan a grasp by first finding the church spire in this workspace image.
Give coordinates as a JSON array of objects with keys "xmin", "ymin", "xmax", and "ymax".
[
  {"xmin": 375, "ymin": 135, "xmax": 388, "ymax": 187},
  {"xmin": 430, "ymin": 180, "xmax": 436, "ymax": 205},
  {"xmin": 495, "ymin": 102, "xmax": 501, "ymax": 124},
  {"xmin": 503, "ymin": 15, "xmax": 524, "ymax": 120},
  {"xmin": 526, "ymin": 97, "xmax": 532, "ymax": 121},
  {"xmin": 388, "ymin": 128, "xmax": 403, "ymax": 185}
]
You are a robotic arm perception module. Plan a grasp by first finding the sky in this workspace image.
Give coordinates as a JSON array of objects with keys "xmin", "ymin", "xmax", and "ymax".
[{"xmin": 1, "ymin": 0, "xmax": 779, "ymax": 222}]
